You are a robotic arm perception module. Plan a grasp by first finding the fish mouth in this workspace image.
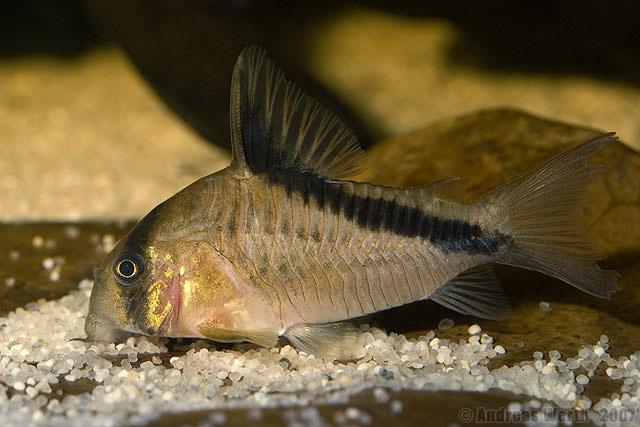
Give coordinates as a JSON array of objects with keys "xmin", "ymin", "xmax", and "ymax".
[{"xmin": 84, "ymin": 313, "xmax": 129, "ymax": 342}]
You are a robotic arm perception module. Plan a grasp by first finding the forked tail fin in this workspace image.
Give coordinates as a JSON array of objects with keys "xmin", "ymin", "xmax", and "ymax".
[{"xmin": 481, "ymin": 133, "xmax": 619, "ymax": 298}]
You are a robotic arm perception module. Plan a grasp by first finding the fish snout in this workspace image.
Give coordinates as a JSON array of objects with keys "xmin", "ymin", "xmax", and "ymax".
[{"xmin": 84, "ymin": 312, "xmax": 123, "ymax": 342}]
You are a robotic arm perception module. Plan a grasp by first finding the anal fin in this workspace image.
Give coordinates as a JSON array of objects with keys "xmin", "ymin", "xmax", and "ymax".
[
  {"xmin": 283, "ymin": 322, "xmax": 365, "ymax": 360},
  {"xmin": 429, "ymin": 265, "xmax": 511, "ymax": 320},
  {"xmin": 198, "ymin": 322, "xmax": 278, "ymax": 348}
]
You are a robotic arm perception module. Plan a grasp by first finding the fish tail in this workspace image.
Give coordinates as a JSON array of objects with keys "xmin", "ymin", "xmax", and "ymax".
[{"xmin": 481, "ymin": 133, "xmax": 619, "ymax": 299}]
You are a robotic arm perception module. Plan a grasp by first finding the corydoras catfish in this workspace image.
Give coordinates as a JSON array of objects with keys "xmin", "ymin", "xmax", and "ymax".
[{"xmin": 84, "ymin": 46, "xmax": 618, "ymax": 359}]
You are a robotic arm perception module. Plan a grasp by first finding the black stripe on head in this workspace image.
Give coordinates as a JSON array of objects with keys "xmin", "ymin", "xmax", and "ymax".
[
  {"xmin": 125, "ymin": 203, "xmax": 162, "ymax": 254},
  {"xmin": 270, "ymin": 171, "xmax": 511, "ymax": 255}
]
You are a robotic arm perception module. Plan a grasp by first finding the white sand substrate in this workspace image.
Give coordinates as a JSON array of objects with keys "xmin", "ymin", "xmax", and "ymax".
[{"xmin": 0, "ymin": 279, "xmax": 638, "ymax": 426}]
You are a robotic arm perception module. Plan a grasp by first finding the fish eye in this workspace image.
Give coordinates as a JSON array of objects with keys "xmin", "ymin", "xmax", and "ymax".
[
  {"xmin": 112, "ymin": 251, "xmax": 145, "ymax": 286},
  {"xmin": 117, "ymin": 259, "xmax": 136, "ymax": 277}
]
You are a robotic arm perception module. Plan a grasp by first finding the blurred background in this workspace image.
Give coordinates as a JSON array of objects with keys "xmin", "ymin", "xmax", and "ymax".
[{"xmin": 1, "ymin": 0, "xmax": 639, "ymax": 221}]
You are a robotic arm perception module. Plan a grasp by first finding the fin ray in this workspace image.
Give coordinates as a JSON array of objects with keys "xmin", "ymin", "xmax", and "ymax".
[
  {"xmin": 482, "ymin": 133, "xmax": 619, "ymax": 299},
  {"xmin": 230, "ymin": 46, "xmax": 366, "ymax": 179},
  {"xmin": 198, "ymin": 322, "xmax": 278, "ymax": 348},
  {"xmin": 415, "ymin": 177, "xmax": 469, "ymax": 202},
  {"xmin": 429, "ymin": 265, "xmax": 511, "ymax": 320},
  {"xmin": 283, "ymin": 322, "xmax": 365, "ymax": 360}
]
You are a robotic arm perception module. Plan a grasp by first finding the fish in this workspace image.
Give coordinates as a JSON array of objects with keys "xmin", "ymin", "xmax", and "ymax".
[{"xmin": 84, "ymin": 45, "xmax": 619, "ymax": 359}]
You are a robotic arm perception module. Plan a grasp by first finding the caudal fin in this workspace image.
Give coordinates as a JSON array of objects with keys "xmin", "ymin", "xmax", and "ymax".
[{"xmin": 481, "ymin": 133, "xmax": 619, "ymax": 299}]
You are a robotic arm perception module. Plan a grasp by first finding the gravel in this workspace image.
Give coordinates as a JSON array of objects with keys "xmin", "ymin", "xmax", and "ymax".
[
  {"xmin": 0, "ymin": 279, "xmax": 638, "ymax": 426},
  {"xmin": 437, "ymin": 318, "xmax": 454, "ymax": 330}
]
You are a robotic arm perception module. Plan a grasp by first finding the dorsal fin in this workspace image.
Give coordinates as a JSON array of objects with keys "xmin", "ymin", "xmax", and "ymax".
[
  {"xmin": 415, "ymin": 177, "xmax": 469, "ymax": 202},
  {"xmin": 229, "ymin": 45, "xmax": 366, "ymax": 179}
]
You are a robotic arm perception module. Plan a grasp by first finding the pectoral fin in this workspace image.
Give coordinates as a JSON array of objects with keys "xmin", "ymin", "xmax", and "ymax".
[
  {"xmin": 198, "ymin": 322, "xmax": 278, "ymax": 348},
  {"xmin": 283, "ymin": 322, "xmax": 365, "ymax": 360}
]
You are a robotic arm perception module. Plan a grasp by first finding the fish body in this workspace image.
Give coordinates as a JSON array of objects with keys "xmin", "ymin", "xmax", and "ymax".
[{"xmin": 85, "ymin": 46, "xmax": 618, "ymax": 358}]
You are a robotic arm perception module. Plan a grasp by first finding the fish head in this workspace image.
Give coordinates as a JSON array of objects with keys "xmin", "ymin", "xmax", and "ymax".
[
  {"xmin": 85, "ymin": 204, "xmax": 184, "ymax": 341},
  {"xmin": 84, "ymin": 173, "xmax": 280, "ymax": 344},
  {"xmin": 85, "ymin": 241, "xmax": 172, "ymax": 341}
]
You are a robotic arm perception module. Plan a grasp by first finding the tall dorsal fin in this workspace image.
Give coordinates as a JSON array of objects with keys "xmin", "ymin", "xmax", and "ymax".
[{"xmin": 229, "ymin": 46, "xmax": 366, "ymax": 179}]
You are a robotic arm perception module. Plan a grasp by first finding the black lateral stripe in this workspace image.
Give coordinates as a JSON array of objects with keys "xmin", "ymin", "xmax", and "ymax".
[
  {"xmin": 326, "ymin": 181, "xmax": 342, "ymax": 214},
  {"xmin": 449, "ymin": 218, "xmax": 460, "ymax": 240},
  {"xmin": 381, "ymin": 198, "xmax": 395, "ymax": 230},
  {"xmin": 435, "ymin": 215, "xmax": 450, "ymax": 240},
  {"xmin": 355, "ymin": 195, "xmax": 370, "ymax": 229},
  {"xmin": 340, "ymin": 183, "xmax": 356, "ymax": 220},
  {"xmin": 392, "ymin": 203, "xmax": 405, "ymax": 235},
  {"xmin": 368, "ymin": 197, "xmax": 382, "ymax": 231},
  {"xmin": 270, "ymin": 171, "xmax": 510, "ymax": 255},
  {"xmin": 406, "ymin": 206, "xmax": 419, "ymax": 238}
]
